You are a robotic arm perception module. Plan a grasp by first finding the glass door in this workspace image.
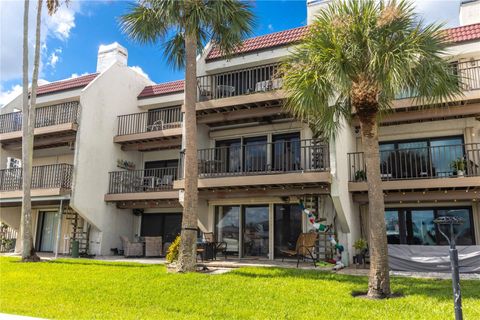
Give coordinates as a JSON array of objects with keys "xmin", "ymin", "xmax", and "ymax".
[
  {"xmin": 274, "ymin": 204, "xmax": 302, "ymax": 258},
  {"xmin": 243, "ymin": 205, "xmax": 269, "ymax": 258},
  {"xmin": 215, "ymin": 206, "xmax": 240, "ymax": 257},
  {"xmin": 215, "ymin": 139, "xmax": 242, "ymax": 174},
  {"xmin": 243, "ymin": 136, "xmax": 267, "ymax": 173},
  {"xmin": 37, "ymin": 211, "xmax": 59, "ymax": 252},
  {"xmin": 272, "ymin": 133, "xmax": 301, "ymax": 172}
]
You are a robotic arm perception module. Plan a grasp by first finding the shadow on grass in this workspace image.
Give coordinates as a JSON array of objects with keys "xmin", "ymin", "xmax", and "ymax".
[
  {"xmin": 229, "ymin": 267, "xmax": 480, "ymax": 301},
  {"xmin": 46, "ymin": 259, "xmax": 165, "ymax": 269}
]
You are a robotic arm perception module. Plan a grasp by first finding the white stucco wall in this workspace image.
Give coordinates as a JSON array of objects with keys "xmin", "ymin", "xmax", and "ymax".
[{"xmin": 70, "ymin": 62, "xmax": 151, "ymax": 255}]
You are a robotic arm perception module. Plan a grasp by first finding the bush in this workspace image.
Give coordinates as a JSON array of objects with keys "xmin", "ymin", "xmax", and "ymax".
[{"xmin": 166, "ymin": 236, "xmax": 180, "ymax": 263}]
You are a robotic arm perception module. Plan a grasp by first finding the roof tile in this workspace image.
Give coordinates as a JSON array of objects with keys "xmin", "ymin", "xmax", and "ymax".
[
  {"xmin": 445, "ymin": 23, "xmax": 480, "ymax": 43},
  {"xmin": 37, "ymin": 73, "xmax": 98, "ymax": 96},
  {"xmin": 138, "ymin": 80, "xmax": 185, "ymax": 99}
]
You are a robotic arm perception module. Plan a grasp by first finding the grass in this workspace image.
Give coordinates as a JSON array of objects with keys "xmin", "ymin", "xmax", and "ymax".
[{"xmin": 0, "ymin": 257, "xmax": 479, "ymax": 320}]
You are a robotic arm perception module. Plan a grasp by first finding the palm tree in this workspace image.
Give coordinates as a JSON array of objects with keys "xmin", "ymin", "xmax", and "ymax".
[
  {"xmin": 21, "ymin": 0, "xmax": 67, "ymax": 262},
  {"xmin": 282, "ymin": 0, "xmax": 461, "ymax": 298},
  {"xmin": 120, "ymin": 0, "xmax": 254, "ymax": 272}
]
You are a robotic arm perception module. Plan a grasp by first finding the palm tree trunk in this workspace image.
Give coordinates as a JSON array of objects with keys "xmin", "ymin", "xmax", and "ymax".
[
  {"xmin": 21, "ymin": 0, "xmax": 42, "ymax": 262},
  {"xmin": 177, "ymin": 32, "xmax": 199, "ymax": 272},
  {"xmin": 360, "ymin": 115, "xmax": 390, "ymax": 298}
]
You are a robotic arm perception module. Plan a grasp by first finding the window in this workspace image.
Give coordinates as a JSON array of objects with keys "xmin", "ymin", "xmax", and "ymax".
[
  {"xmin": 141, "ymin": 213, "xmax": 182, "ymax": 243},
  {"xmin": 384, "ymin": 207, "xmax": 475, "ymax": 245},
  {"xmin": 379, "ymin": 136, "xmax": 464, "ymax": 179}
]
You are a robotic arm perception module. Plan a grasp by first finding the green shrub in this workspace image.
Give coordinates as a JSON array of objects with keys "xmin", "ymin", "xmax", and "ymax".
[
  {"xmin": 353, "ymin": 238, "xmax": 368, "ymax": 251},
  {"xmin": 166, "ymin": 236, "xmax": 180, "ymax": 263}
]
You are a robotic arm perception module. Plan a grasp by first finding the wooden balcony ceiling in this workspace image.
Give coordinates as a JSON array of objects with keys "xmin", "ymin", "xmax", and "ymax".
[
  {"xmin": 196, "ymin": 90, "xmax": 287, "ymax": 115},
  {"xmin": 114, "ymin": 128, "xmax": 182, "ymax": 152},
  {"xmin": 0, "ymin": 123, "xmax": 78, "ymax": 150},
  {"xmin": 199, "ymin": 184, "xmax": 330, "ymax": 200},
  {"xmin": 352, "ymin": 187, "xmax": 480, "ymax": 203},
  {"xmin": 105, "ymin": 195, "xmax": 181, "ymax": 209}
]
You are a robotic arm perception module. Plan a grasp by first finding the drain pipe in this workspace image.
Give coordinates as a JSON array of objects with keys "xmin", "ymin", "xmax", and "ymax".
[{"xmin": 54, "ymin": 200, "xmax": 64, "ymax": 259}]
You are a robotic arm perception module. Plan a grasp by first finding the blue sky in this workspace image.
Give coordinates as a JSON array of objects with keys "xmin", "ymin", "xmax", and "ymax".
[{"xmin": 0, "ymin": 0, "xmax": 463, "ymax": 106}]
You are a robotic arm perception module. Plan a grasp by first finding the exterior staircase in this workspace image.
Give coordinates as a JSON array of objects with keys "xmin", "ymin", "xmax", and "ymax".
[{"xmin": 64, "ymin": 206, "xmax": 89, "ymax": 256}]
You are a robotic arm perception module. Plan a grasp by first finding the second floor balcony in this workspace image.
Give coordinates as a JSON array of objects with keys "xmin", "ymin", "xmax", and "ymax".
[
  {"xmin": 348, "ymin": 143, "xmax": 480, "ymax": 191},
  {"xmin": 176, "ymin": 139, "xmax": 331, "ymax": 190},
  {"xmin": 0, "ymin": 164, "xmax": 73, "ymax": 199},
  {"xmin": 114, "ymin": 106, "xmax": 183, "ymax": 151},
  {"xmin": 105, "ymin": 167, "xmax": 180, "ymax": 204},
  {"xmin": 0, "ymin": 102, "xmax": 79, "ymax": 150}
]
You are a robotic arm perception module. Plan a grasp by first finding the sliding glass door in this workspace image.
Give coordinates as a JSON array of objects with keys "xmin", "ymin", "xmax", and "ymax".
[
  {"xmin": 243, "ymin": 206, "xmax": 269, "ymax": 257},
  {"xmin": 274, "ymin": 204, "xmax": 302, "ymax": 258},
  {"xmin": 215, "ymin": 206, "xmax": 240, "ymax": 257}
]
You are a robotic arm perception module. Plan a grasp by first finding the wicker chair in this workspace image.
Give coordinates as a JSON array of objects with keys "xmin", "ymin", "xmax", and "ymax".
[
  {"xmin": 145, "ymin": 236, "xmax": 162, "ymax": 257},
  {"xmin": 280, "ymin": 232, "xmax": 318, "ymax": 268},
  {"xmin": 120, "ymin": 236, "xmax": 143, "ymax": 257},
  {"xmin": 204, "ymin": 232, "xmax": 227, "ymax": 260}
]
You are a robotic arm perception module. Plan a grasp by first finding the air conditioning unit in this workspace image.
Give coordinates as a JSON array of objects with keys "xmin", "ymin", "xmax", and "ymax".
[{"xmin": 6, "ymin": 157, "xmax": 21, "ymax": 169}]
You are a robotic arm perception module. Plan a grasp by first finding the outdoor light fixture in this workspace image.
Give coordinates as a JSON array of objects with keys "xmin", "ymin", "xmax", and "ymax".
[{"xmin": 433, "ymin": 216, "xmax": 465, "ymax": 320}]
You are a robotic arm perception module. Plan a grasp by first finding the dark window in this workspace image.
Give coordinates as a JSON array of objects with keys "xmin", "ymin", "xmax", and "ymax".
[
  {"xmin": 274, "ymin": 204, "xmax": 302, "ymax": 258},
  {"xmin": 272, "ymin": 133, "xmax": 301, "ymax": 171},
  {"xmin": 141, "ymin": 213, "xmax": 182, "ymax": 243},
  {"xmin": 384, "ymin": 207, "xmax": 475, "ymax": 245},
  {"xmin": 215, "ymin": 139, "xmax": 242, "ymax": 173},
  {"xmin": 243, "ymin": 136, "xmax": 267, "ymax": 173},
  {"xmin": 145, "ymin": 160, "xmax": 178, "ymax": 169}
]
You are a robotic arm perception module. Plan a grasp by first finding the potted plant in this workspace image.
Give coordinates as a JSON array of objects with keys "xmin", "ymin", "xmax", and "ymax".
[
  {"xmin": 353, "ymin": 238, "xmax": 368, "ymax": 268},
  {"xmin": 166, "ymin": 236, "xmax": 181, "ymax": 273},
  {"xmin": 451, "ymin": 158, "xmax": 466, "ymax": 177},
  {"xmin": 354, "ymin": 169, "xmax": 367, "ymax": 181}
]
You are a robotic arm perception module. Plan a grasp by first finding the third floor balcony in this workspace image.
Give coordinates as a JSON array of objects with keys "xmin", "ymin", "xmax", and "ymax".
[
  {"xmin": 114, "ymin": 106, "xmax": 183, "ymax": 151},
  {"xmin": 0, "ymin": 102, "xmax": 79, "ymax": 150}
]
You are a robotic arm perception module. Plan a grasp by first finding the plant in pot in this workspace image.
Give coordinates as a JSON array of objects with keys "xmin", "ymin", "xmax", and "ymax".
[
  {"xmin": 354, "ymin": 169, "xmax": 367, "ymax": 181},
  {"xmin": 353, "ymin": 238, "xmax": 368, "ymax": 268},
  {"xmin": 451, "ymin": 157, "xmax": 466, "ymax": 177},
  {"xmin": 166, "ymin": 236, "xmax": 181, "ymax": 272}
]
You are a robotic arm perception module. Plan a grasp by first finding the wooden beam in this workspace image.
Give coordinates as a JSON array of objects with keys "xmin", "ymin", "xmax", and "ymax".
[
  {"xmin": 197, "ymin": 106, "xmax": 284, "ymax": 124},
  {"xmin": 199, "ymin": 187, "xmax": 329, "ymax": 200},
  {"xmin": 2, "ymin": 134, "xmax": 76, "ymax": 150},
  {"xmin": 352, "ymin": 190, "xmax": 480, "ymax": 203},
  {"xmin": 104, "ymin": 190, "xmax": 179, "ymax": 202},
  {"xmin": 196, "ymin": 90, "xmax": 286, "ymax": 111},
  {"xmin": 120, "ymin": 138, "xmax": 182, "ymax": 151},
  {"xmin": 113, "ymin": 127, "xmax": 182, "ymax": 144},
  {"xmin": 349, "ymin": 176, "xmax": 480, "ymax": 192}
]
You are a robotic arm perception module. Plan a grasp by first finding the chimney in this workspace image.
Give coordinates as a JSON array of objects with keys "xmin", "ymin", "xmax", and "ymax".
[
  {"xmin": 460, "ymin": 0, "xmax": 480, "ymax": 26},
  {"xmin": 307, "ymin": 0, "xmax": 332, "ymax": 25},
  {"xmin": 96, "ymin": 42, "xmax": 128, "ymax": 73}
]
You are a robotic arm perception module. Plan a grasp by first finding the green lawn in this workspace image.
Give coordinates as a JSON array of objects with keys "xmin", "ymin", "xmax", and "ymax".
[{"xmin": 0, "ymin": 257, "xmax": 479, "ymax": 319}]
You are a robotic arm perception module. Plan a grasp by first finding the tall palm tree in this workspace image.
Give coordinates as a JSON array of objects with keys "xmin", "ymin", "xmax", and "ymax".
[
  {"xmin": 120, "ymin": 0, "xmax": 254, "ymax": 272},
  {"xmin": 21, "ymin": 0, "xmax": 67, "ymax": 262},
  {"xmin": 282, "ymin": 0, "xmax": 461, "ymax": 298}
]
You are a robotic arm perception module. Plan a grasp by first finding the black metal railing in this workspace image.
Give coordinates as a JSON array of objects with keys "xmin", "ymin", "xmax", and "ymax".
[
  {"xmin": 117, "ymin": 106, "xmax": 182, "ymax": 136},
  {"xmin": 108, "ymin": 167, "xmax": 178, "ymax": 194},
  {"xmin": 348, "ymin": 143, "xmax": 480, "ymax": 182},
  {"xmin": 395, "ymin": 59, "xmax": 480, "ymax": 99},
  {"xmin": 197, "ymin": 62, "xmax": 283, "ymax": 101},
  {"xmin": 179, "ymin": 139, "xmax": 329, "ymax": 178},
  {"xmin": 0, "ymin": 101, "xmax": 79, "ymax": 134},
  {"xmin": 0, "ymin": 164, "xmax": 74, "ymax": 191}
]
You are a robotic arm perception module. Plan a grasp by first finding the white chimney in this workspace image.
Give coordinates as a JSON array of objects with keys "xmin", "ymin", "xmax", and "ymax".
[
  {"xmin": 460, "ymin": 0, "xmax": 480, "ymax": 26},
  {"xmin": 96, "ymin": 42, "xmax": 128, "ymax": 73},
  {"xmin": 307, "ymin": 0, "xmax": 332, "ymax": 25}
]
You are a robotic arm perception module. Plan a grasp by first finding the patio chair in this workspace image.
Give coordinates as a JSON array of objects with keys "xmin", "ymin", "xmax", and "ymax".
[
  {"xmin": 120, "ymin": 236, "xmax": 143, "ymax": 257},
  {"xmin": 280, "ymin": 232, "xmax": 318, "ymax": 268},
  {"xmin": 204, "ymin": 232, "xmax": 228, "ymax": 260},
  {"xmin": 145, "ymin": 236, "xmax": 162, "ymax": 257}
]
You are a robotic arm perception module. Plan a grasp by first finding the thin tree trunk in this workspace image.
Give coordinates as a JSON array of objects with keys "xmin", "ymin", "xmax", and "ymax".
[
  {"xmin": 177, "ymin": 32, "xmax": 198, "ymax": 272},
  {"xmin": 21, "ymin": 0, "xmax": 42, "ymax": 262},
  {"xmin": 360, "ymin": 116, "xmax": 390, "ymax": 298}
]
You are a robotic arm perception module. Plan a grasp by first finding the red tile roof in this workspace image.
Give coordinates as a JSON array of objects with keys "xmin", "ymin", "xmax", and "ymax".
[
  {"xmin": 206, "ymin": 23, "xmax": 480, "ymax": 62},
  {"xmin": 206, "ymin": 26, "xmax": 308, "ymax": 61},
  {"xmin": 37, "ymin": 73, "xmax": 98, "ymax": 96},
  {"xmin": 446, "ymin": 23, "xmax": 480, "ymax": 43},
  {"xmin": 138, "ymin": 80, "xmax": 185, "ymax": 99}
]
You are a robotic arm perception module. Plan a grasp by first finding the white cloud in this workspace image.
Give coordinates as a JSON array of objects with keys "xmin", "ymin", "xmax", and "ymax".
[
  {"xmin": 48, "ymin": 48, "xmax": 62, "ymax": 68},
  {"xmin": 0, "ymin": 85, "xmax": 22, "ymax": 107},
  {"xmin": 130, "ymin": 66, "xmax": 151, "ymax": 80},
  {"xmin": 267, "ymin": 24, "xmax": 274, "ymax": 31},
  {"xmin": 0, "ymin": 0, "xmax": 82, "ymax": 83},
  {"xmin": 68, "ymin": 72, "xmax": 89, "ymax": 79}
]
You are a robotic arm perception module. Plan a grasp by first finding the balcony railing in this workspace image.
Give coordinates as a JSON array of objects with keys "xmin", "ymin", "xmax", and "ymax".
[
  {"xmin": 117, "ymin": 106, "xmax": 182, "ymax": 136},
  {"xmin": 0, "ymin": 101, "xmax": 79, "ymax": 134},
  {"xmin": 108, "ymin": 167, "xmax": 178, "ymax": 194},
  {"xmin": 0, "ymin": 164, "xmax": 74, "ymax": 191},
  {"xmin": 197, "ymin": 62, "xmax": 283, "ymax": 101},
  {"xmin": 395, "ymin": 59, "xmax": 480, "ymax": 100},
  {"xmin": 179, "ymin": 139, "xmax": 329, "ymax": 179},
  {"xmin": 348, "ymin": 143, "xmax": 480, "ymax": 182}
]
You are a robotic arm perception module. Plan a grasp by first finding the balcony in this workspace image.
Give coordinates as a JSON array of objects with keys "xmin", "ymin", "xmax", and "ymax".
[
  {"xmin": 196, "ymin": 63, "xmax": 287, "ymax": 123},
  {"xmin": 348, "ymin": 143, "xmax": 480, "ymax": 192},
  {"xmin": 176, "ymin": 139, "xmax": 331, "ymax": 191},
  {"xmin": 392, "ymin": 59, "xmax": 480, "ymax": 109},
  {"xmin": 0, "ymin": 164, "xmax": 73, "ymax": 199},
  {"xmin": 0, "ymin": 102, "xmax": 79, "ymax": 150},
  {"xmin": 104, "ymin": 167, "xmax": 179, "ymax": 206},
  {"xmin": 114, "ymin": 107, "xmax": 182, "ymax": 151}
]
